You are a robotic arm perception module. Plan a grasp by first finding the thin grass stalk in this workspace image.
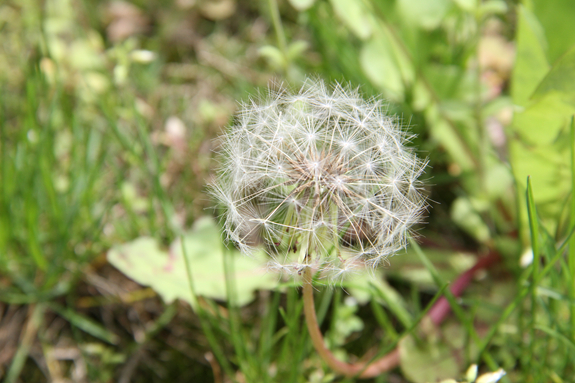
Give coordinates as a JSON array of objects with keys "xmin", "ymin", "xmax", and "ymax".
[
  {"xmin": 257, "ymin": 290, "xmax": 280, "ymax": 373},
  {"xmin": 477, "ymin": 225, "xmax": 575, "ymax": 359},
  {"xmin": 222, "ymin": 247, "xmax": 256, "ymax": 379},
  {"xmin": 180, "ymin": 237, "xmax": 237, "ymax": 381},
  {"xmin": 569, "ymin": 116, "xmax": 575, "ymax": 342},
  {"xmin": 408, "ymin": 238, "xmax": 504, "ymax": 377},
  {"xmin": 526, "ymin": 176, "xmax": 541, "ymax": 371},
  {"xmin": 5, "ymin": 303, "xmax": 45, "ymax": 383},
  {"xmin": 286, "ymin": 288, "xmax": 307, "ymax": 383}
]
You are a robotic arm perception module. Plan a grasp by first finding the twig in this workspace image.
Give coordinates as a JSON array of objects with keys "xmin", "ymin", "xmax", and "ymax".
[
  {"xmin": 205, "ymin": 351, "xmax": 222, "ymax": 383},
  {"xmin": 4, "ymin": 303, "xmax": 45, "ymax": 383}
]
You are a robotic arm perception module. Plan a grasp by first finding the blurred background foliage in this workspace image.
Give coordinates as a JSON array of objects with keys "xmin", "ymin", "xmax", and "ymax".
[{"xmin": 1, "ymin": 0, "xmax": 575, "ymax": 382}]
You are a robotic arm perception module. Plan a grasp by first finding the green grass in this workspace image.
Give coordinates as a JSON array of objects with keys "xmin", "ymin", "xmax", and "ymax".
[{"xmin": 1, "ymin": 0, "xmax": 575, "ymax": 382}]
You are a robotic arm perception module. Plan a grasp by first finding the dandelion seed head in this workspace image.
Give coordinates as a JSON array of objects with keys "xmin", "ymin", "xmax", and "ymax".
[{"xmin": 211, "ymin": 78, "xmax": 427, "ymax": 280}]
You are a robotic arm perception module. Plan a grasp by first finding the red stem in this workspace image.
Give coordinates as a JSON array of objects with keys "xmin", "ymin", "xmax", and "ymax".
[
  {"xmin": 303, "ymin": 251, "xmax": 501, "ymax": 379},
  {"xmin": 428, "ymin": 251, "xmax": 500, "ymax": 325}
]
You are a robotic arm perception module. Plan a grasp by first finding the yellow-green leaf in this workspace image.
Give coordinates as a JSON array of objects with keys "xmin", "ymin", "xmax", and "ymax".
[
  {"xmin": 511, "ymin": 6, "xmax": 549, "ymax": 106},
  {"xmin": 532, "ymin": 44, "xmax": 575, "ymax": 107},
  {"xmin": 397, "ymin": 0, "xmax": 451, "ymax": 30},
  {"xmin": 107, "ymin": 217, "xmax": 277, "ymax": 308},
  {"xmin": 360, "ymin": 36, "xmax": 404, "ymax": 100},
  {"xmin": 329, "ymin": 0, "xmax": 372, "ymax": 40}
]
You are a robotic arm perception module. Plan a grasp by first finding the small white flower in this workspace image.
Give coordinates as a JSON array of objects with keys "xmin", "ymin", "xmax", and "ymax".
[
  {"xmin": 130, "ymin": 49, "xmax": 156, "ymax": 63},
  {"xmin": 475, "ymin": 368, "xmax": 506, "ymax": 383},
  {"xmin": 211, "ymin": 78, "xmax": 427, "ymax": 280}
]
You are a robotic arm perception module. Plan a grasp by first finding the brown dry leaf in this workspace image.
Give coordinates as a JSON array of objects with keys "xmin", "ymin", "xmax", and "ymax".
[
  {"xmin": 0, "ymin": 306, "xmax": 26, "ymax": 365},
  {"xmin": 199, "ymin": 0, "xmax": 236, "ymax": 20},
  {"xmin": 176, "ymin": 0, "xmax": 196, "ymax": 9},
  {"xmin": 164, "ymin": 116, "xmax": 188, "ymax": 154},
  {"xmin": 106, "ymin": 1, "xmax": 149, "ymax": 42}
]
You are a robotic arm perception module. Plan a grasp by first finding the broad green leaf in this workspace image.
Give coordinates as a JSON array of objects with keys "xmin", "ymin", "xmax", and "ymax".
[
  {"xmin": 329, "ymin": 0, "xmax": 372, "ymax": 40},
  {"xmin": 512, "ymin": 138, "xmax": 570, "ymax": 205},
  {"xmin": 512, "ymin": 93, "xmax": 575, "ymax": 145},
  {"xmin": 107, "ymin": 217, "xmax": 277, "ymax": 308},
  {"xmin": 258, "ymin": 45, "xmax": 286, "ymax": 70},
  {"xmin": 396, "ymin": 0, "xmax": 451, "ymax": 30},
  {"xmin": 412, "ymin": 78, "xmax": 432, "ymax": 111},
  {"xmin": 510, "ymin": 8, "xmax": 575, "ymax": 239},
  {"xmin": 478, "ymin": 0, "xmax": 507, "ymax": 16},
  {"xmin": 511, "ymin": 6, "xmax": 549, "ymax": 106},
  {"xmin": 399, "ymin": 333, "xmax": 460, "ymax": 383},
  {"xmin": 509, "ymin": 132, "xmax": 571, "ymax": 236},
  {"xmin": 532, "ymin": 44, "xmax": 575, "ymax": 107},
  {"xmin": 424, "ymin": 105, "xmax": 475, "ymax": 171},
  {"xmin": 452, "ymin": 0, "xmax": 476, "ymax": 12},
  {"xmin": 451, "ymin": 197, "xmax": 490, "ymax": 243},
  {"xmin": 533, "ymin": 0, "xmax": 575, "ymax": 63},
  {"xmin": 360, "ymin": 35, "xmax": 405, "ymax": 100},
  {"xmin": 286, "ymin": 40, "xmax": 309, "ymax": 61},
  {"xmin": 423, "ymin": 64, "xmax": 472, "ymax": 100},
  {"xmin": 510, "ymin": 51, "xmax": 575, "ymax": 236},
  {"xmin": 483, "ymin": 159, "xmax": 513, "ymax": 200},
  {"xmin": 288, "ymin": 0, "xmax": 315, "ymax": 11}
]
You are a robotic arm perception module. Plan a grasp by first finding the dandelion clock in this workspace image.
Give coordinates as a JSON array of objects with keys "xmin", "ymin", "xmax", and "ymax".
[{"xmin": 210, "ymin": 78, "xmax": 427, "ymax": 377}]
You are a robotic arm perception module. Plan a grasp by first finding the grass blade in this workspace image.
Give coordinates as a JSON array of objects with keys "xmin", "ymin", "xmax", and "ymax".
[
  {"xmin": 535, "ymin": 325, "xmax": 575, "ymax": 353},
  {"xmin": 408, "ymin": 237, "xmax": 503, "ymax": 376},
  {"xmin": 5, "ymin": 304, "xmax": 45, "ymax": 383},
  {"xmin": 223, "ymin": 247, "xmax": 255, "ymax": 379},
  {"xmin": 569, "ymin": 116, "xmax": 575, "ymax": 340},
  {"xmin": 48, "ymin": 302, "xmax": 119, "ymax": 345},
  {"xmin": 526, "ymin": 176, "xmax": 541, "ymax": 368},
  {"xmin": 180, "ymin": 236, "xmax": 237, "ymax": 381}
]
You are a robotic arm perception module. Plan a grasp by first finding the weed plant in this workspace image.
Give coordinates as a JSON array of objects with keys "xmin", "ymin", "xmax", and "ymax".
[{"xmin": 1, "ymin": 0, "xmax": 575, "ymax": 382}]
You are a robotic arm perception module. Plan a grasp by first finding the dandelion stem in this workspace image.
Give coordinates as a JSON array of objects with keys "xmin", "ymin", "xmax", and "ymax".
[
  {"xmin": 303, "ymin": 251, "xmax": 501, "ymax": 378},
  {"xmin": 302, "ymin": 267, "xmax": 400, "ymax": 378}
]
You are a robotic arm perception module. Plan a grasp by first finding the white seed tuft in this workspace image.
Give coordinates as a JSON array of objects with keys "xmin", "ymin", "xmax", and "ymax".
[{"xmin": 210, "ymin": 78, "xmax": 427, "ymax": 280}]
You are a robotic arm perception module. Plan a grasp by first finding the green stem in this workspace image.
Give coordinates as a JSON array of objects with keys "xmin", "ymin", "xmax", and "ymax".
[
  {"xmin": 569, "ymin": 116, "xmax": 575, "ymax": 341},
  {"xmin": 268, "ymin": 0, "xmax": 288, "ymax": 56},
  {"xmin": 526, "ymin": 177, "xmax": 541, "ymax": 370}
]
